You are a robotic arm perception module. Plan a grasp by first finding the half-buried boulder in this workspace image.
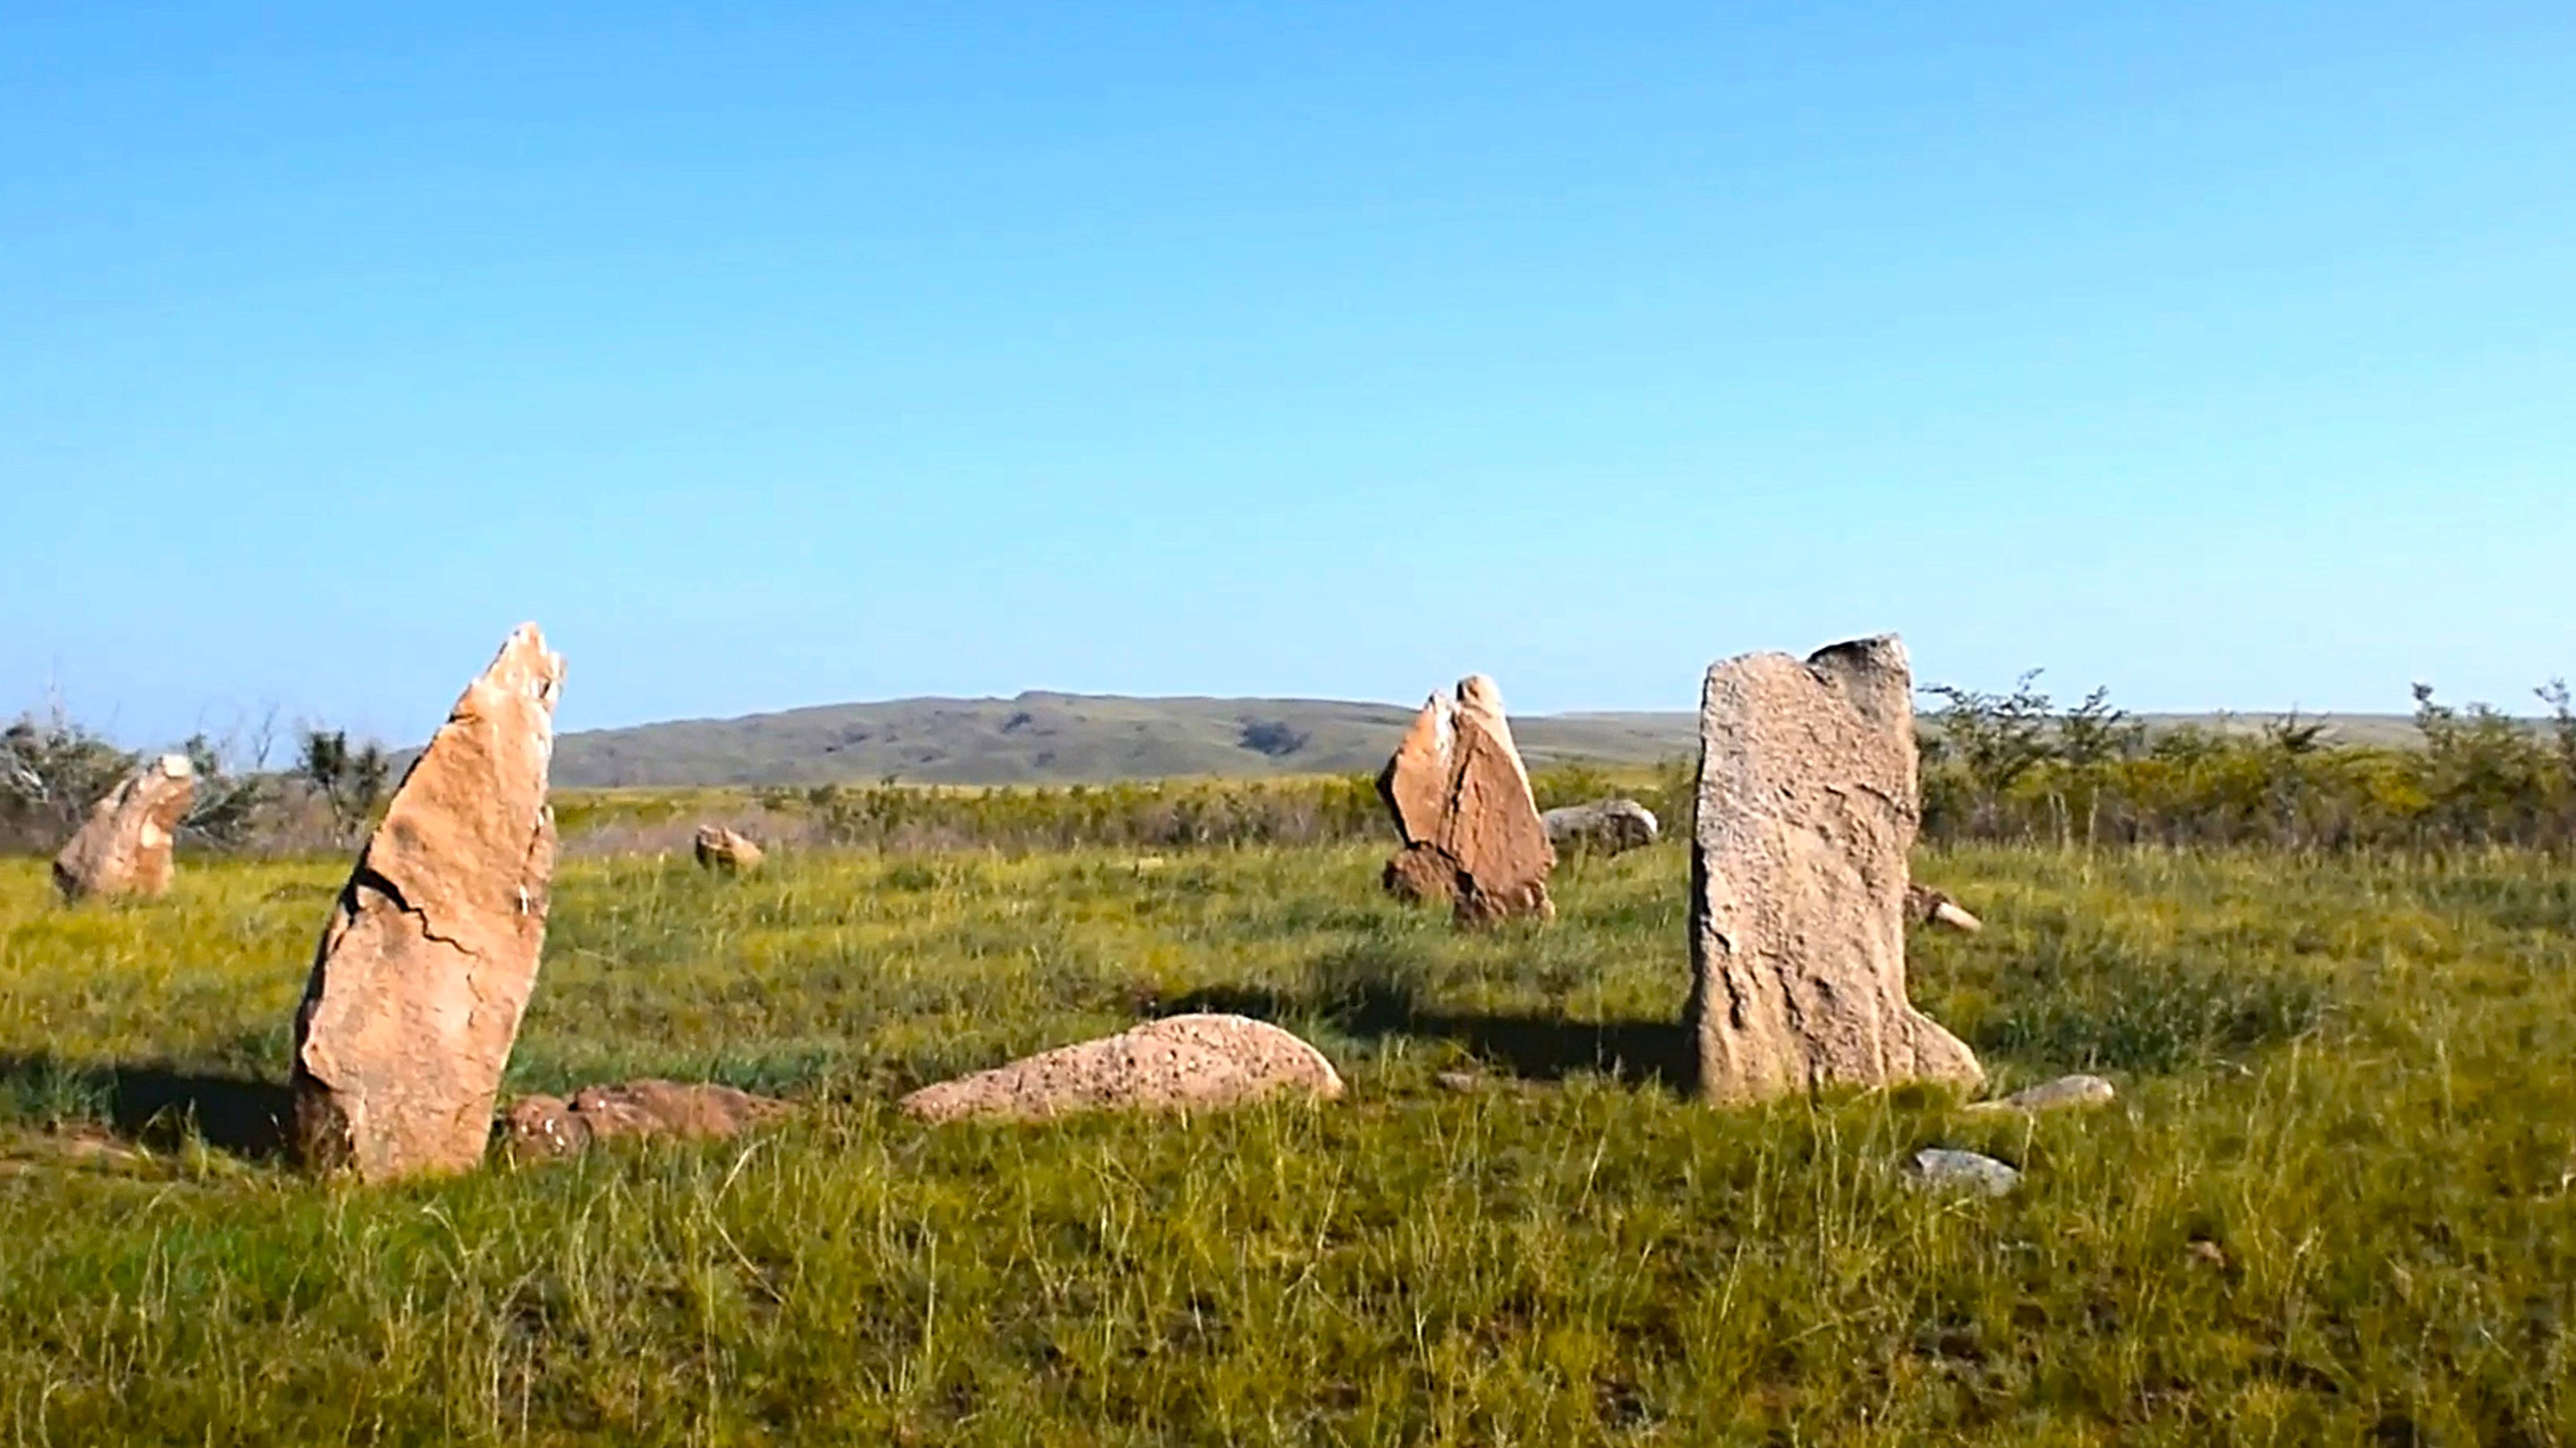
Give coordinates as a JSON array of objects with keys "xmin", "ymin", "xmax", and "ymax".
[
  {"xmin": 899, "ymin": 1013, "xmax": 1344, "ymax": 1123},
  {"xmin": 499, "ymin": 1079, "xmax": 791, "ymax": 1161},
  {"xmin": 51, "ymin": 754, "xmax": 195, "ymax": 903},
  {"xmin": 1377, "ymin": 675, "xmax": 1554, "ymax": 924},
  {"xmin": 1687, "ymin": 635, "xmax": 1983, "ymax": 1103},
  {"xmin": 1542, "ymin": 797, "xmax": 1660, "ymax": 854},
  {"xmin": 289, "ymin": 624, "xmax": 565, "ymax": 1181}
]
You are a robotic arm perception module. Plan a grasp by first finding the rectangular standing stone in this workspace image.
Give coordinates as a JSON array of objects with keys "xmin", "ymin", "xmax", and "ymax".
[{"xmin": 1686, "ymin": 635, "xmax": 1982, "ymax": 1102}]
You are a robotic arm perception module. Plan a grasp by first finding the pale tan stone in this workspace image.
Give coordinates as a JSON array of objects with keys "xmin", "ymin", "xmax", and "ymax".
[
  {"xmin": 1687, "ymin": 635, "xmax": 1982, "ymax": 1103},
  {"xmin": 51, "ymin": 754, "xmax": 194, "ymax": 902},
  {"xmin": 499, "ymin": 1079, "xmax": 790, "ymax": 1160},
  {"xmin": 289, "ymin": 624, "xmax": 564, "ymax": 1180},
  {"xmin": 692, "ymin": 825, "xmax": 764, "ymax": 872},
  {"xmin": 898, "ymin": 1013, "xmax": 1344, "ymax": 1123},
  {"xmin": 1905, "ymin": 883, "xmax": 1984, "ymax": 933},
  {"xmin": 1374, "ymin": 675, "xmax": 1554, "ymax": 924}
]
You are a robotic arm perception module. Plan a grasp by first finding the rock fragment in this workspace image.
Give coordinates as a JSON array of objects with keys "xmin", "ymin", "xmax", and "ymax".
[
  {"xmin": 1376, "ymin": 675, "xmax": 1555, "ymax": 924},
  {"xmin": 1967, "ymin": 1074, "xmax": 2116, "ymax": 1116},
  {"xmin": 1686, "ymin": 635, "xmax": 1983, "ymax": 1103},
  {"xmin": 1908, "ymin": 1147, "xmax": 2020, "ymax": 1197},
  {"xmin": 288, "ymin": 624, "xmax": 565, "ymax": 1181},
  {"xmin": 1542, "ymin": 798, "xmax": 1660, "ymax": 854},
  {"xmin": 899, "ymin": 1013, "xmax": 1344, "ymax": 1123},
  {"xmin": 1905, "ymin": 883, "xmax": 1984, "ymax": 933},
  {"xmin": 499, "ymin": 1079, "xmax": 790, "ymax": 1160},
  {"xmin": 692, "ymin": 825, "xmax": 764, "ymax": 872},
  {"xmin": 51, "ymin": 754, "xmax": 195, "ymax": 902}
]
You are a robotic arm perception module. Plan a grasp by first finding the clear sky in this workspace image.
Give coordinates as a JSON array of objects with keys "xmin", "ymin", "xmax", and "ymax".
[{"xmin": 5, "ymin": 2, "xmax": 2571, "ymax": 749}]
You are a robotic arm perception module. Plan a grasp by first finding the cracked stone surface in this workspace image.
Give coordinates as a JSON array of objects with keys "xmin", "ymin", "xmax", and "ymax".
[
  {"xmin": 289, "ymin": 624, "xmax": 564, "ymax": 1180},
  {"xmin": 1686, "ymin": 635, "xmax": 1983, "ymax": 1103},
  {"xmin": 51, "ymin": 754, "xmax": 195, "ymax": 903},
  {"xmin": 1376, "ymin": 675, "xmax": 1555, "ymax": 924},
  {"xmin": 899, "ymin": 1014, "xmax": 1344, "ymax": 1123}
]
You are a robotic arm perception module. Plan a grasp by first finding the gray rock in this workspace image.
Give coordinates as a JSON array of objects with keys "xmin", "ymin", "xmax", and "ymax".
[
  {"xmin": 1968, "ymin": 1074, "xmax": 2115, "ymax": 1115},
  {"xmin": 1686, "ymin": 635, "xmax": 1984, "ymax": 1103},
  {"xmin": 1542, "ymin": 798, "xmax": 1660, "ymax": 854},
  {"xmin": 1909, "ymin": 1148, "xmax": 2020, "ymax": 1197}
]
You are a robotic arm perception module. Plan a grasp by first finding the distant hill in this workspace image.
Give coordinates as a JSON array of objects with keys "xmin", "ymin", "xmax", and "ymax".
[{"xmin": 551, "ymin": 692, "xmax": 2426, "ymax": 789}]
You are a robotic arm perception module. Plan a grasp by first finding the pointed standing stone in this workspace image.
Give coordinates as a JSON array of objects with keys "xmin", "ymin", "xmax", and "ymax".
[
  {"xmin": 289, "ymin": 624, "xmax": 565, "ymax": 1180},
  {"xmin": 1375, "ymin": 675, "xmax": 1555, "ymax": 924},
  {"xmin": 51, "ymin": 754, "xmax": 196, "ymax": 903},
  {"xmin": 1686, "ymin": 635, "xmax": 1982, "ymax": 1103}
]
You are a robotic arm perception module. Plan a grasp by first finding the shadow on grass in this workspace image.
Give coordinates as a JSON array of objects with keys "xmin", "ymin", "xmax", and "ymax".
[
  {"xmin": 0, "ymin": 1054, "xmax": 292, "ymax": 1160},
  {"xmin": 1156, "ymin": 982, "xmax": 1697, "ymax": 1094}
]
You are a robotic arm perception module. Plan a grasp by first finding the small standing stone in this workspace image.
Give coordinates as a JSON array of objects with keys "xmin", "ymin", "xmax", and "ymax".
[
  {"xmin": 51, "ymin": 754, "xmax": 195, "ymax": 902},
  {"xmin": 899, "ymin": 1013, "xmax": 1344, "ymax": 1123},
  {"xmin": 1377, "ymin": 675, "xmax": 1555, "ymax": 924},
  {"xmin": 289, "ymin": 624, "xmax": 565, "ymax": 1182},
  {"xmin": 692, "ymin": 825, "xmax": 764, "ymax": 872}
]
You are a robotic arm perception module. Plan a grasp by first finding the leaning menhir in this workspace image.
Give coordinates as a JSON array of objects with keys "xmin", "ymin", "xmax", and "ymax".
[
  {"xmin": 289, "ymin": 623, "xmax": 565, "ymax": 1180},
  {"xmin": 1376, "ymin": 674, "xmax": 1555, "ymax": 924},
  {"xmin": 51, "ymin": 753, "xmax": 196, "ymax": 903},
  {"xmin": 1686, "ymin": 635, "xmax": 1983, "ymax": 1102}
]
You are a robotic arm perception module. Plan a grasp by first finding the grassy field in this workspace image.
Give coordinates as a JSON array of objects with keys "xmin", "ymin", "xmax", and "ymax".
[{"xmin": 1, "ymin": 839, "xmax": 2571, "ymax": 1444}]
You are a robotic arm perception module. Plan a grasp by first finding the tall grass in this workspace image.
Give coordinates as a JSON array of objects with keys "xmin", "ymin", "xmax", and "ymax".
[{"xmin": 2, "ymin": 842, "xmax": 2571, "ymax": 1443}]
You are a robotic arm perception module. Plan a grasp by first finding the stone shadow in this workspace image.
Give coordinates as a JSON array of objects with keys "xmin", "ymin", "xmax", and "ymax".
[
  {"xmin": 1155, "ymin": 980, "xmax": 1696, "ymax": 1094},
  {"xmin": 0, "ymin": 1053, "xmax": 292, "ymax": 1159}
]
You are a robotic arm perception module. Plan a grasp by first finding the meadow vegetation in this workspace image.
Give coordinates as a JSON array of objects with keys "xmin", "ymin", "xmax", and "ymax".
[{"xmin": 2, "ymin": 834, "xmax": 2571, "ymax": 1444}]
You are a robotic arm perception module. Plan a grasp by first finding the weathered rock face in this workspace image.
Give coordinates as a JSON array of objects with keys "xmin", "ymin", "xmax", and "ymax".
[
  {"xmin": 899, "ymin": 1013, "xmax": 1344, "ymax": 1124},
  {"xmin": 51, "ymin": 754, "xmax": 195, "ymax": 902},
  {"xmin": 692, "ymin": 825, "xmax": 764, "ymax": 872},
  {"xmin": 1686, "ymin": 635, "xmax": 1983, "ymax": 1103},
  {"xmin": 289, "ymin": 624, "xmax": 565, "ymax": 1181},
  {"xmin": 1376, "ymin": 675, "xmax": 1554, "ymax": 924},
  {"xmin": 1542, "ymin": 798, "xmax": 1660, "ymax": 855},
  {"xmin": 499, "ymin": 1079, "xmax": 790, "ymax": 1161}
]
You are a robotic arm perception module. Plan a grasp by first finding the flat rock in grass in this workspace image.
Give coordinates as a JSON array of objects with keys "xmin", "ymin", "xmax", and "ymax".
[
  {"xmin": 899, "ymin": 1013, "xmax": 1344, "ymax": 1123},
  {"xmin": 1376, "ymin": 675, "xmax": 1555, "ymax": 924},
  {"xmin": 692, "ymin": 825, "xmax": 764, "ymax": 872},
  {"xmin": 1909, "ymin": 1148, "xmax": 2020, "ymax": 1197},
  {"xmin": 1686, "ymin": 635, "xmax": 1984, "ymax": 1104},
  {"xmin": 51, "ymin": 753, "xmax": 195, "ymax": 902},
  {"xmin": 1967, "ymin": 1074, "xmax": 2115, "ymax": 1116},
  {"xmin": 289, "ymin": 624, "xmax": 564, "ymax": 1182},
  {"xmin": 500, "ymin": 1079, "xmax": 791, "ymax": 1160}
]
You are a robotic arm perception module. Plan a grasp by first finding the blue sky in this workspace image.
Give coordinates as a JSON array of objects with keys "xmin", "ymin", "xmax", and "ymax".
[{"xmin": 4, "ymin": 2, "xmax": 2571, "ymax": 748}]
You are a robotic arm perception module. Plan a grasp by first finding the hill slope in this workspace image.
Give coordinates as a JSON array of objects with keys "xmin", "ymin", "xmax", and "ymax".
[
  {"xmin": 551, "ymin": 692, "xmax": 2425, "ymax": 789},
  {"xmin": 552, "ymin": 692, "xmax": 1700, "ymax": 788}
]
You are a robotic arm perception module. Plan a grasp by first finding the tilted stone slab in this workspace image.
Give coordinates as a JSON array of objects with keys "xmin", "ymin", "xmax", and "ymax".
[
  {"xmin": 52, "ymin": 754, "xmax": 195, "ymax": 902},
  {"xmin": 899, "ymin": 1013, "xmax": 1344, "ymax": 1123},
  {"xmin": 289, "ymin": 624, "xmax": 565, "ymax": 1180},
  {"xmin": 693, "ymin": 825, "xmax": 764, "ymax": 872},
  {"xmin": 1687, "ymin": 635, "xmax": 1982, "ymax": 1103},
  {"xmin": 1375, "ymin": 675, "xmax": 1554, "ymax": 923}
]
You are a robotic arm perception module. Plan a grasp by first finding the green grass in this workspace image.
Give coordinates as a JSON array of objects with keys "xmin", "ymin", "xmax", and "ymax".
[{"xmin": 2, "ymin": 841, "xmax": 2572, "ymax": 1444}]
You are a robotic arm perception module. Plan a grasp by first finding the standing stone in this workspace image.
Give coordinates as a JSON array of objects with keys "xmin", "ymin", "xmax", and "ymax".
[
  {"xmin": 693, "ymin": 825, "xmax": 764, "ymax": 873},
  {"xmin": 1376, "ymin": 675, "xmax": 1555, "ymax": 924},
  {"xmin": 1686, "ymin": 635, "xmax": 1982, "ymax": 1103},
  {"xmin": 899, "ymin": 1014, "xmax": 1344, "ymax": 1123},
  {"xmin": 51, "ymin": 754, "xmax": 196, "ymax": 902},
  {"xmin": 289, "ymin": 624, "xmax": 565, "ymax": 1180}
]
